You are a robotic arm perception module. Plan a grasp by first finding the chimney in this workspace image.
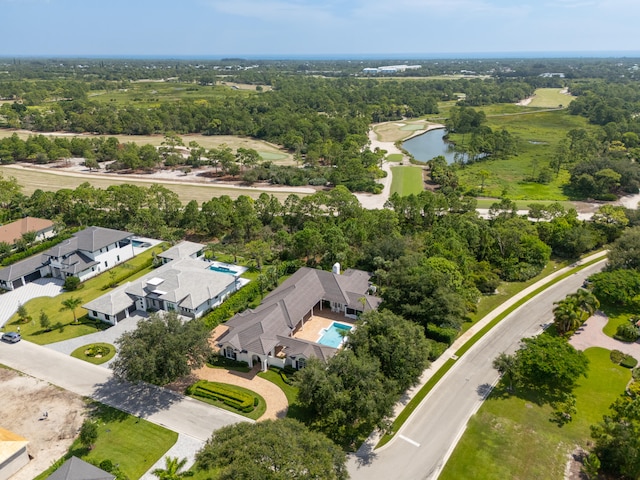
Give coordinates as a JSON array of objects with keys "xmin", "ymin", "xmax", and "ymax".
[{"xmin": 332, "ymin": 262, "xmax": 341, "ymax": 275}]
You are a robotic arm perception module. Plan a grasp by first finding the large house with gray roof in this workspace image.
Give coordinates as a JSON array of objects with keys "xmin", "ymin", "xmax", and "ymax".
[
  {"xmin": 0, "ymin": 226, "xmax": 135, "ymax": 291},
  {"xmin": 216, "ymin": 266, "xmax": 381, "ymax": 371},
  {"xmin": 83, "ymin": 242, "xmax": 237, "ymax": 324}
]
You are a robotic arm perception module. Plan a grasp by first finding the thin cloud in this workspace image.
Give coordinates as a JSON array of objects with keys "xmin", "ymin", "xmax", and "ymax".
[{"xmin": 205, "ymin": 0, "xmax": 340, "ymax": 23}]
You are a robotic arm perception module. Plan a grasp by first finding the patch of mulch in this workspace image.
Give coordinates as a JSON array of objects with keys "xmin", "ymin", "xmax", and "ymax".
[{"xmin": 164, "ymin": 374, "xmax": 198, "ymax": 394}]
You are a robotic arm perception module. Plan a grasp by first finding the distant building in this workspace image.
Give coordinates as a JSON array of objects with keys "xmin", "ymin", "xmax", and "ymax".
[
  {"xmin": 46, "ymin": 456, "xmax": 114, "ymax": 480},
  {"xmin": 0, "ymin": 217, "xmax": 54, "ymax": 246},
  {"xmin": 539, "ymin": 72, "xmax": 565, "ymax": 78},
  {"xmin": 361, "ymin": 64, "xmax": 422, "ymax": 75}
]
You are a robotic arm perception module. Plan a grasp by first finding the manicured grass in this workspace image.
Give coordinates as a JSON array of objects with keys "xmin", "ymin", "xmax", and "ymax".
[
  {"xmin": 390, "ymin": 166, "xmax": 424, "ymax": 196},
  {"xmin": 187, "ymin": 381, "xmax": 267, "ymax": 421},
  {"xmin": 527, "ymin": 88, "xmax": 575, "ymax": 109},
  {"xmin": 257, "ymin": 368, "xmax": 313, "ymax": 423},
  {"xmin": 6, "ymin": 246, "xmax": 166, "ymax": 345},
  {"xmin": 34, "ymin": 403, "xmax": 177, "ymax": 480},
  {"xmin": 439, "ymin": 347, "xmax": 630, "ymax": 480},
  {"xmin": 601, "ymin": 305, "xmax": 636, "ymax": 338},
  {"xmin": 386, "ymin": 153, "xmax": 404, "ymax": 162},
  {"xmin": 70, "ymin": 343, "xmax": 116, "ymax": 365}
]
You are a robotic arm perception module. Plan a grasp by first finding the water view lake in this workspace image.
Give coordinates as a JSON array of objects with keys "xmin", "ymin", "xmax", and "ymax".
[{"xmin": 402, "ymin": 128, "xmax": 468, "ymax": 164}]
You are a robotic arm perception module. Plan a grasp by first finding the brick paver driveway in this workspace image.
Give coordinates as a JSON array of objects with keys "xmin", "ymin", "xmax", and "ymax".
[{"xmin": 192, "ymin": 365, "xmax": 289, "ymax": 420}]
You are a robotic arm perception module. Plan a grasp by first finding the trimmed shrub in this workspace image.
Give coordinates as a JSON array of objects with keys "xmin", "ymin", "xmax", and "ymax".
[
  {"xmin": 615, "ymin": 323, "xmax": 640, "ymax": 342},
  {"xmin": 621, "ymin": 355, "xmax": 638, "ymax": 369},
  {"xmin": 611, "ymin": 350, "xmax": 625, "ymax": 364},
  {"xmin": 633, "ymin": 367, "xmax": 640, "ymax": 382},
  {"xmin": 425, "ymin": 324, "xmax": 458, "ymax": 346},
  {"xmin": 188, "ymin": 380, "xmax": 256, "ymax": 413},
  {"xmin": 202, "ymin": 281, "xmax": 261, "ymax": 328},
  {"xmin": 63, "ymin": 276, "xmax": 81, "ymax": 291},
  {"xmin": 425, "ymin": 339, "xmax": 449, "ymax": 361},
  {"xmin": 0, "ymin": 230, "xmax": 75, "ymax": 266}
]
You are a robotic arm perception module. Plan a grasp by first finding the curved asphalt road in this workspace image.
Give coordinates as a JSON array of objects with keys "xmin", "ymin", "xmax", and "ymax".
[
  {"xmin": 0, "ymin": 340, "xmax": 249, "ymax": 441},
  {"xmin": 348, "ymin": 260, "xmax": 606, "ymax": 480}
]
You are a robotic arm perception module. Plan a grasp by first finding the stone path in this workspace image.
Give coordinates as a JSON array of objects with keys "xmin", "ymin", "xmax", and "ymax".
[
  {"xmin": 0, "ymin": 278, "xmax": 63, "ymax": 328},
  {"xmin": 192, "ymin": 365, "xmax": 289, "ymax": 421},
  {"xmin": 569, "ymin": 311, "xmax": 640, "ymax": 361}
]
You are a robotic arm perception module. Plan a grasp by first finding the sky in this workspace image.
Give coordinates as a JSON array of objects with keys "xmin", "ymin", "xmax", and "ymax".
[{"xmin": 2, "ymin": 0, "xmax": 640, "ymax": 58}]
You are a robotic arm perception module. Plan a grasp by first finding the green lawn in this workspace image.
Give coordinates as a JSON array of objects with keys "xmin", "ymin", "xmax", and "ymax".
[
  {"xmin": 386, "ymin": 153, "xmax": 404, "ymax": 162},
  {"xmin": 34, "ymin": 403, "xmax": 177, "ymax": 480},
  {"xmin": 527, "ymin": 88, "xmax": 575, "ymax": 109},
  {"xmin": 6, "ymin": 245, "xmax": 166, "ymax": 345},
  {"xmin": 390, "ymin": 166, "xmax": 424, "ymax": 196},
  {"xmin": 452, "ymin": 109, "xmax": 595, "ymax": 200},
  {"xmin": 439, "ymin": 347, "xmax": 630, "ymax": 480},
  {"xmin": 70, "ymin": 343, "xmax": 116, "ymax": 365},
  {"xmin": 257, "ymin": 367, "xmax": 313, "ymax": 423},
  {"xmin": 601, "ymin": 305, "xmax": 636, "ymax": 338}
]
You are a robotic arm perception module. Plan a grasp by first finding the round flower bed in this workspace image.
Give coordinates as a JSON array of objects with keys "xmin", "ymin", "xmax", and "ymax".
[{"xmin": 71, "ymin": 343, "xmax": 116, "ymax": 365}]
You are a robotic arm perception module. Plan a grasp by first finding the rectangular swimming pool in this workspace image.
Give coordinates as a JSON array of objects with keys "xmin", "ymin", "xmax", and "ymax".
[
  {"xmin": 317, "ymin": 322, "xmax": 353, "ymax": 348},
  {"xmin": 208, "ymin": 264, "xmax": 239, "ymax": 275}
]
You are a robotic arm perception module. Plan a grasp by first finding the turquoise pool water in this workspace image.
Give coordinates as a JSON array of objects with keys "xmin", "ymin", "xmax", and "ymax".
[
  {"xmin": 318, "ymin": 322, "xmax": 353, "ymax": 348},
  {"xmin": 208, "ymin": 265, "xmax": 239, "ymax": 275}
]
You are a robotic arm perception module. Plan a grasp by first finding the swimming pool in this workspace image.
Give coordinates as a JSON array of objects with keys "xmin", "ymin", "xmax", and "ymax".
[
  {"xmin": 317, "ymin": 322, "xmax": 353, "ymax": 348},
  {"xmin": 208, "ymin": 265, "xmax": 239, "ymax": 275}
]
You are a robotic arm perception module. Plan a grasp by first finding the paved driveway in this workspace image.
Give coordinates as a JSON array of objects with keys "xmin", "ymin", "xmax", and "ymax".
[
  {"xmin": 570, "ymin": 311, "xmax": 640, "ymax": 361},
  {"xmin": 0, "ymin": 278, "xmax": 63, "ymax": 328},
  {"xmin": 0, "ymin": 340, "xmax": 249, "ymax": 442}
]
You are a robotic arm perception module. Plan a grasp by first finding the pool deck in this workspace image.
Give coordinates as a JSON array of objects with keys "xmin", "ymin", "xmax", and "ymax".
[{"xmin": 293, "ymin": 311, "xmax": 355, "ymax": 344}]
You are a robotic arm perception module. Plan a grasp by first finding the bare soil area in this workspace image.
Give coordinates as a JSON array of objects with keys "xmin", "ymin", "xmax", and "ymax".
[{"xmin": 0, "ymin": 368, "xmax": 87, "ymax": 480}]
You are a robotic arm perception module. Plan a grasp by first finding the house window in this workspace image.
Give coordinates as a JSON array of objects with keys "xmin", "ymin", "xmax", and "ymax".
[
  {"xmin": 225, "ymin": 347, "xmax": 237, "ymax": 360},
  {"xmin": 104, "ymin": 261, "xmax": 108, "ymax": 268},
  {"xmin": 117, "ymin": 255, "xmax": 120, "ymax": 262},
  {"xmin": 92, "ymin": 311, "xmax": 98, "ymax": 317},
  {"xmin": 297, "ymin": 358, "xmax": 307, "ymax": 369}
]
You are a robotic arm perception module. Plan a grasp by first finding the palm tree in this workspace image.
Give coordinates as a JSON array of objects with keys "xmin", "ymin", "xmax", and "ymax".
[
  {"xmin": 492, "ymin": 352, "xmax": 517, "ymax": 392},
  {"xmin": 152, "ymin": 456, "xmax": 193, "ymax": 479},
  {"xmin": 60, "ymin": 296, "xmax": 83, "ymax": 324},
  {"xmin": 553, "ymin": 297, "xmax": 582, "ymax": 335},
  {"xmin": 572, "ymin": 289, "xmax": 600, "ymax": 319}
]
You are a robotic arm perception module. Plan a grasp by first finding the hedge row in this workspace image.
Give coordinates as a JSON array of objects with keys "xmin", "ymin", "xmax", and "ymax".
[
  {"xmin": 105, "ymin": 256, "xmax": 154, "ymax": 288},
  {"xmin": 425, "ymin": 324, "xmax": 458, "ymax": 346},
  {"xmin": 1, "ymin": 231, "xmax": 75, "ymax": 266},
  {"xmin": 189, "ymin": 381, "xmax": 256, "ymax": 412},
  {"xmin": 202, "ymin": 281, "xmax": 261, "ymax": 328}
]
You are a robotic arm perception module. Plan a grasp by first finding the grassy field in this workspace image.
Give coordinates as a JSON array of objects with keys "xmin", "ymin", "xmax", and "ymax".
[
  {"xmin": 0, "ymin": 165, "xmax": 302, "ymax": 203},
  {"xmin": 452, "ymin": 109, "xmax": 594, "ymax": 200},
  {"xmin": 601, "ymin": 305, "xmax": 636, "ymax": 338},
  {"xmin": 0, "ymin": 129, "xmax": 292, "ymax": 163},
  {"xmin": 34, "ymin": 403, "xmax": 177, "ymax": 480},
  {"xmin": 6, "ymin": 245, "xmax": 165, "ymax": 345},
  {"xmin": 390, "ymin": 166, "xmax": 424, "ymax": 196},
  {"xmin": 439, "ymin": 347, "xmax": 630, "ymax": 480},
  {"xmin": 527, "ymin": 88, "xmax": 575, "ymax": 108},
  {"xmin": 386, "ymin": 153, "xmax": 403, "ymax": 162}
]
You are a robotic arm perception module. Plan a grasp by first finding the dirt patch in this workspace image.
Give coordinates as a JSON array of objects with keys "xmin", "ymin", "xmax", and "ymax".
[
  {"xmin": 564, "ymin": 446, "xmax": 588, "ymax": 480},
  {"xmin": 0, "ymin": 368, "xmax": 87, "ymax": 480}
]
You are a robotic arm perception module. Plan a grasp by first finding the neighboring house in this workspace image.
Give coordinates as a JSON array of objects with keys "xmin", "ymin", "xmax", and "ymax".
[
  {"xmin": 157, "ymin": 240, "xmax": 204, "ymax": 264},
  {"xmin": 46, "ymin": 456, "xmax": 115, "ymax": 480},
  {"xmin": 217, "ymin": 265, "xmax": 381, "ymax": 371},
  {"xmin": 0, "ymin": 217, "xmax": 55, "ymax": 246},
  {"xmin": 0, "ymin": 226, "xmax": 135, "ymax": 291},
  {"xmin": 0, "ymin": 428, "xmax": 29, "ymax": 480},
  {"xmin": 83, "ymin": 242, "xmax": 237, "ymax": 324}
]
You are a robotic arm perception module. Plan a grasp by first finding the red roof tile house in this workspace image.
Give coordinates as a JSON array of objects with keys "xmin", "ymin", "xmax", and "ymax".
[{"xmin": 0, "ymin": 217, "xmax": 54, "ymax": 246}]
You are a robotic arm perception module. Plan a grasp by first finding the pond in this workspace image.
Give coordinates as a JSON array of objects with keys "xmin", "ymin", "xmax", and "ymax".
[{"xmin": 402, "ymin": 128, "xmax": 469, "ymax": 164}]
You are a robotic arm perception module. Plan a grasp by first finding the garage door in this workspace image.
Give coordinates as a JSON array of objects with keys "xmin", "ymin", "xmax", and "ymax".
[{"xmin": 24, "ymin": 270, "xmax": 42, "ymax": 283}]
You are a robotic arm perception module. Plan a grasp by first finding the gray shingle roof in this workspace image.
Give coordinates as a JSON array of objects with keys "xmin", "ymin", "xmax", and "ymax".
[
  {"xmin": 45, "ymin": 227, "xmax": 132, "ymax": 258},
  {"xmin": 0, "ymin": 253, "xmax": 47, "ymax": 282},
  {"xmin": 46, "ymin": 456, "xmax": 115, "ymax": 480},
  {"xmin": 219, "ymin": 267, "xmax": 379, "ymax": 360},
  {"xmin": 158, "ymin": 241, "xmax": 204, "ymax": 261}
]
